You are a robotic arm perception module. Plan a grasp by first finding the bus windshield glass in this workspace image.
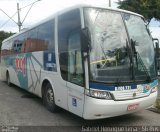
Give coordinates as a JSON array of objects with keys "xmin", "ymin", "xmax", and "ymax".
[
  {"xmin": 122, "ymin": 13, "xmax": 156, "ymax": 81},
  {"xmin": 84, "ymin": 8, "xmax": 156, "ymax": 83}
]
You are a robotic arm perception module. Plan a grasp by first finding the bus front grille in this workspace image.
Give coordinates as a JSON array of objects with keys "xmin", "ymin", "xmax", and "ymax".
[{"xmin": 111, "ymin": 90, "xmax": 150, "ymax": 101}]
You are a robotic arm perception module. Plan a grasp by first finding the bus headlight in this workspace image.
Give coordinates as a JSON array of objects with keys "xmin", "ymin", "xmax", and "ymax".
[
  {"xmin": 86, "ymin": 89, "xmax": 113, "ymax": 100},
  {"xmin": 151, "ymin": 86, "xmax": 158, "ymax": 93}
]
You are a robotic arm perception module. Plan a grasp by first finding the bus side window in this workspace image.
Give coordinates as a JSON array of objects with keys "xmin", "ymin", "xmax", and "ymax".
[
  {"xmin": 1, "ymin": 40, "xmax": 12, "ymax": 56},
  {"xmin": 58, "ymin": 9, "xmax": 84, "ymax": 86},
  {"xmin": 37, "ymin": 20, "xmax": 55, "ymax": 51},
  {"xmin": 26, "ymin": 28, "xmax": 37, "ymax": 52},
  {"xmin": 13, "ymin": 39, "xmax": 20, "ymax": 54},
  {"xmin": 12, "ymin": 33, "xmax": 27, "ymax": 54},
  {"xmin": 68, "ymin": 31, "xmax": 83, "ymax": 85}
]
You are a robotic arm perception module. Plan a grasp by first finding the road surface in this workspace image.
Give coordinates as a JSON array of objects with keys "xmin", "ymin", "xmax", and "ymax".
[{"xmin": 0, "ymin": 81, "xmax": 160, "ymax": 131}]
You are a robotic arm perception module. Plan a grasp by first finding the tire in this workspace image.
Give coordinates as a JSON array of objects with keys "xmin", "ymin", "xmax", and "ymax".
[
  {"xmin": 43, "ymin": 83, "xmax": 59, "ymax": 112},
  {"xmin": 6, "ymin": 72, "xmax": 11, "ymax": 87}
]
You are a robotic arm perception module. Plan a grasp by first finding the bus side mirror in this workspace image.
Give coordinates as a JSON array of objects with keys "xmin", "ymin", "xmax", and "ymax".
[
  {"xmin": 153, "ymin": 38, "xmax": 160, "ymax": 74},
  {"xmin": 81, "ymin": 27, "xmax": 91, "ymax": 52},
  {"xmin": 153, "ymin": 38, "xmax": 159, "ymax": 58},
  {"xmin": 155, "ymin": 42, "xmax": 159, "ymax": 58}
]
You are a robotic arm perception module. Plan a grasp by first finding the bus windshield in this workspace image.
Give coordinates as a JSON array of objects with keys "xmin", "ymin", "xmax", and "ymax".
[
  {"xmin": 84, "ymin": 8, "xmax": 156, "ymax": 83},
  {"xmin": 122, "ymin": 14, "xmax": 156, "ymax": 81}
]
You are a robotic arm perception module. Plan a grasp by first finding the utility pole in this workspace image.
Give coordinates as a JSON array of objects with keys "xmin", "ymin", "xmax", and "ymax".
[
  {"xmin": 0, "ymin": 1, "xmax": 41, "ymax": 32},
  {"xmin": 109, "ymin": 0, "xmax": 111, "ymax": 7},
  {"xmin": 17, "ymin": 3, "xmax": 22, "ymax": 32}
]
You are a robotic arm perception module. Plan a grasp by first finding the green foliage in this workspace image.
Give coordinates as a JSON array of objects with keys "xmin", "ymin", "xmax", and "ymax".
[
  {"xmin": 155, "ymin": 98, "xmax": 160, "ymax": 109},
  {"xmin": 117, "ymin": 0, "xmax": 160, "ymax": 24},
  {"xmin": 0, "ymin": 31, "xmax": 15, "ymax": 49}
]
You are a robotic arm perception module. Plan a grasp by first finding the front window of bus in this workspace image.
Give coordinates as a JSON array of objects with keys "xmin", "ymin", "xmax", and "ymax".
[
  {"xmin": 84, "ymin": 8, "xmax": 132, "ymax": 83},
  {"xmin": 123, "ymin": 13, "xmax": 157, "ymax": 80}
]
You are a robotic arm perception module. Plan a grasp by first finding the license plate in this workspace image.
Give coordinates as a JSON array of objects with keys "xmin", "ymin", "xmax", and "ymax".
[{"xmin": 127, "ymin": 104, "xmax": 139, "ymax": 111}]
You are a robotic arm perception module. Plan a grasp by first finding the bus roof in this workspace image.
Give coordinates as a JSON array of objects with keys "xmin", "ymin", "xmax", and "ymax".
[{"xmin": 2, "ymin": 4, "xmax": 143, "ymax": 43}]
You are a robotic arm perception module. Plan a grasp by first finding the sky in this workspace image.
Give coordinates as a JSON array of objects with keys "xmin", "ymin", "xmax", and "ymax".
[
  {"xmin": 0, "ymin": 0, "xmax": 118, "ymax": 32},
  {"xmin": 0, "ymin": 0, "xmax": 160, "ymax": 41}
]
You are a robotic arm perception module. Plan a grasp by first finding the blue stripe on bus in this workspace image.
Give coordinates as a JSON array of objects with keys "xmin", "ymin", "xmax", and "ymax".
[
  {"xmin": 89, "ymin": 82, "xmax": 137, "ymax": 91},
  {"xmin": 89, "ymin": 80, "xmax": 158, "ymax": 91},
  {"xmin": 89, "ymin": 82, "xmax": 135, "ymax": 91},
  {"xmin": 89, "ymin": 82, "xmax": 115, "ymax": 91}
]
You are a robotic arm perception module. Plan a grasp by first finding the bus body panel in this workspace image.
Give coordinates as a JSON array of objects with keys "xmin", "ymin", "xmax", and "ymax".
[
  {"xmin": 67, "ymin": 82, "xmax": 85, "ymax": 117},
  {"xmin": 1, "ymin": 51, "xmax": 69, "ymax": 111},
  {"xmin": 39, "ymin": 74, "xmax": 68, "ymax": 110},
  {"xmin": 0, "ymin": 58, "xmax": 9, "ymax": 81},
  {"xmin": 83, "ymin": 92, "xmax": 157, "ymax": 120},
  {"xmin": 0, "ymin": 5, "xmax": 158, "ymax": 120}
]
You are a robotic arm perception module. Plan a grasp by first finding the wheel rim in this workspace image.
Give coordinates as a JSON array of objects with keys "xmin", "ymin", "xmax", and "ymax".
[{"xmin": 46, "ymin": 88, "xmax": 54, "ymax": 104}]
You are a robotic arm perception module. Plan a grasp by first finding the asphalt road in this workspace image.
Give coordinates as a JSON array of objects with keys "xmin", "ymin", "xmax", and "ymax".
[{"xmin": 0, "ymin": 80, "xmax": 160, "ymax": 128}]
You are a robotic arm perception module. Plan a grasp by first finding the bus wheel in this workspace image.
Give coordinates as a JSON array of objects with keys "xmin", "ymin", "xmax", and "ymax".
[
  {"xmin": 43, "ymin": 83, "xmax": 59, "ymax": 112},
  {"xmin": 6, "ymin": 72, "xmax": 11, "ymax": 87}
]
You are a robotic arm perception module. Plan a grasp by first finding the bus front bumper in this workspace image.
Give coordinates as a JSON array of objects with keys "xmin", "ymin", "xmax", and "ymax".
[{"xmin": 83, "ymin": 92, "xmax": 157, "ymax": 120}]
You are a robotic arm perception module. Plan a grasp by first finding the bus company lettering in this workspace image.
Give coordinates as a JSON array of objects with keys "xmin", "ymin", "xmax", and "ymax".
[
  {"xmin": 15, "ymin": 57, "xmax": 26, "ymax": 75},
  {"xmin": 115, "ymin": 86, "xmax": 131, "ymax": 91}
]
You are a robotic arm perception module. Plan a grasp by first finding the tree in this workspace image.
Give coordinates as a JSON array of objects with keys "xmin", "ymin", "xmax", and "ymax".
[
  {"xmin": 0, "ymin": 31, "xmax": 15, "ymax": 49},
  {"xmin": 117, "ymin": 0, "xmax": 160, "ymax": 24}
]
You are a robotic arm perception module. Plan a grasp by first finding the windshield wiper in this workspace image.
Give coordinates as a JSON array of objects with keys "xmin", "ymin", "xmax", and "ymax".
[
  {"xmin": 131, "ymin": 39, "xmax": 152, "ymax": 83},
  {"xmin": 125, "ymin": 39, "xmax": 135, "ymax": 81}
]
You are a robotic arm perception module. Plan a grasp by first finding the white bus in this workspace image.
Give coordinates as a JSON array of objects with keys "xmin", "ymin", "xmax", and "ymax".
[{"xmin": 0, "ymin": 5, "xmax": 158, "ymax": 120}]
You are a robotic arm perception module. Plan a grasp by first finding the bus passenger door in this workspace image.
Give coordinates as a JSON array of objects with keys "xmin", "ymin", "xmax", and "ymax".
[
  {"xmin": 67, "ymin": 31, "xmax": 85, "ymax": 117},
  {"xmin": 58, "ymin": 9, "xmax": 85, "ymax": 117}
]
